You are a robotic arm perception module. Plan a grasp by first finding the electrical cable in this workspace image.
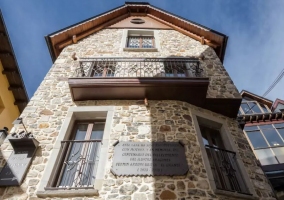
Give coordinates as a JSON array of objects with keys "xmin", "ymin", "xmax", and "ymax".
[{"xmin": 263, "ymin": 68, "xmax": 284, "ymax": 97}]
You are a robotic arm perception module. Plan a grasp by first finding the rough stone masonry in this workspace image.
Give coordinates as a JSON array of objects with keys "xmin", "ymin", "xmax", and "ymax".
[{"xmin": 0, "ymin": 29, "xmax": 276, "ymax": 199}]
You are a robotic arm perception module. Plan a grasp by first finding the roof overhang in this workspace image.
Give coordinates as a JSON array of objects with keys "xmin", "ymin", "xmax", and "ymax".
[
  {"xmin": 45, "ymin": 2, "xmax": 228, "ymax": 63},
  {"xmin": 69, "ymin": 77, "xmax": 209, "ymax": 107},
  {"xmin": 0, "ymin": 10, "xmax": 29, "ymax": 112},
  {"xmin": 240, "ymin": 90, "xmax": 273, "ymax": 108},
  {"xmin": 68, "ymin": 77, "xmax": 240, "ymax": 118}
]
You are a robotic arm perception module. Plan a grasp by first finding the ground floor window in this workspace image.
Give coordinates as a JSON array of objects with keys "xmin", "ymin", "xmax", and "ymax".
[
  {"xmin": 51, "ymin": 121, "xmax": 105, "ymax": 189},
  {"xmin": 192, "ymin": 115, "xmax": 255, "ymax": 196},
  {"xmin": 200, "ymin": 124, "xmax": 250, "ymax": 194}
]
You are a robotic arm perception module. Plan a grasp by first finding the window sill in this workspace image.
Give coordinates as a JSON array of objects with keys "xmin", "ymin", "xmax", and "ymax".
[
  {"xmin": 214, "ymin": 189, "xmax": 257, "ymax": 200},
  {"xmin": 36, "ymin": 188, "xmax": 99, "ymax": 198},
  {"xmin": 123, "ymin": 47, "xmax": 158, "ymax": 52}
]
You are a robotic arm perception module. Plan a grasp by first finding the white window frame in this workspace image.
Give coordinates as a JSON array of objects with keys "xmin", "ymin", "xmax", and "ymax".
[
  {"xmin": 239, "ymin": 100, "xmax": 271, "ymax": 115},
  {"xmin": 244, "ymin": 124, "xmax": 284, "ymax": 166},
  {"xmin": 37, "ymin": 106, "xmax": 114, "ymax": 197},
  {"xmin": 121, "ymin": 29, "xmax": 160, "ymax": 52},
  {"xmin": 191, "ymin": 110, "xmax": 257, "ymax": 199}
]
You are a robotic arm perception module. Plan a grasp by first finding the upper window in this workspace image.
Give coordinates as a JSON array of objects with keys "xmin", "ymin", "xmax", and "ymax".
[
  {"xmin": 123, "ymin": 30, "xmax": 158, "ymax": 52},
  {"xmin": 49, "ymin": 121, "xmax": 105, "ymax": 189},
  {"xmin": 239, "ymin": 99, "xmax": 271, "ymax": 115},
  {"xmin": 127, "ymin": 36, "xmax": 154, "ymax": 48}
]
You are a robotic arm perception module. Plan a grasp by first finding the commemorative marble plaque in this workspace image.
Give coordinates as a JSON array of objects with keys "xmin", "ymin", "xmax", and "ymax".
[{"xmin": 111, "ymin": 142, "xmax": 188, "ymax": 176}]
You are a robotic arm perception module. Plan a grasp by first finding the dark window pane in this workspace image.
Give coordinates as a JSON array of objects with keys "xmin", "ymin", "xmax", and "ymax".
[
  {"xmin": 274, "ymin": 103, "xmax": 284, "ymax": 112},
  {"xmin": 277, "ymin": 128, "xmax": 284, "ymax": 139},
  {"xmin": 238, "ymin": 110, "xmax": 242, "ymax": 115},
  {"xmin": 262, "ymin": 129, "xmax": 284, "ymax": 147},
  {"xmin": 74, "ymin": 124, "xmax": 88, "ymax": 140},
  {"xmin": 199, "ymin": 125, "xmax": 224, "ymax": 149},
  {"xmin": 59, "ymin": 142, "xmax": 83, "ymax": 186},
  {"xmin": 248, "ymin": 102, "xmax": 262, "ymax": 114},
  {"xmin": 274, "ymin": 123, "xmax": 284, "ymax": 128},
  {"xmin": 91, "ymin": 123, "xmax": 105, "ymax": 140},
  {"xmin": 259, "ymin": 103, "xmax": 270, "ymax": 113},
  {"xmin": 272, "ymin": 147, "xmax": 284, "ymax": 163},
  {"xmin": 255, "ymin": 149, "xmax": 278, "ymax": 165},
  {"xmin": 242, "ymin": 97, "xmax": 253, "ymax": 102},
  {"xmin": 241, "ymin": 103, "xmax": 253, "ymax": 114},
  {"xmin": 244, "ymin": 126, "xmax": 258, "ymax": 131},
  {"xmin": 246, "ymin": 131, "xmax": 268, "ymax": 148},
  {"xmin": 258, "ymin": 124, "xmax": 273, "ymax": 130},
  {"xmin": 106, "ymin": 66, "xmax": 115, "ymax": 77}
]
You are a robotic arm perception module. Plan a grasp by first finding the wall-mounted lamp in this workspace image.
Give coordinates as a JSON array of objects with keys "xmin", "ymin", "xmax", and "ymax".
[
  {"xmin": 0, "ymin": 127, "xmax": 8, "ymax": 144},
  {"xmin": 0, "ymin": 120, "xmax": 38, "ymax": 186},
  {"xmin": 12, "ymin": 117, "xmax": 32, "ymax": 138}
]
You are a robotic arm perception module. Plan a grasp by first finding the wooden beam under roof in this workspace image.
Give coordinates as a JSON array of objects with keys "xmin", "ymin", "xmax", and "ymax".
[
  {"xmin": 0, "ymin": 10, "xmax": 29, "ymax": 113},
  {"xmin": 147, "ymin": 14, "xmax": 219, "ymax": 49},
  {"xmin": 0, "ymin": 50, "xmax": 13, "ymax": 56},
  {"xmin": 14, "ymin": 100, "xmax": 28, "ymax": 105},
  {"xmin": 2, "ymin": 68, "xmax": 18, "ymax": 74},
  {"xmin": 8, "ymin": 84, "xmax": 23, "ymax": 91},
  {"xmin": 45, "ymin": 2, "xmax": 227, "ymax": 63},
  {"xmin": 54, "ymin": 13, "xmax": 130, "ymax": 58}
]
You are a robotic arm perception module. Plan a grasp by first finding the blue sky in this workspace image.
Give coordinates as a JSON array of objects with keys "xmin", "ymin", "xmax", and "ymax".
[{"xmin": 1, "ymin": 0, "xmax": 284, "ymax": 102}]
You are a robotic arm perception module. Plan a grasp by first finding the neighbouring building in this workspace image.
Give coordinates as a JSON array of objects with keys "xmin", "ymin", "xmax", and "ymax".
[
  {"xmin": 238, "ymin": 90, "xmax": 284, "ymax": 199},
  {"xmin": 0, "ymin": 2, "xmax": 277, "ymax": 200},
  {"xmin": 0, "ymin": 10, "xmax": 28, "ymax": 134}
]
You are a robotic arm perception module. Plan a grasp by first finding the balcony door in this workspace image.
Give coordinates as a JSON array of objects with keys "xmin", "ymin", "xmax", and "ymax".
[
  {"xmin": 199, "ymin": 125, "xmax": 249, "ymax": 194},
  {"xmin": 54, "ymin": 122, "xmax": 104, "ymax": 189}
]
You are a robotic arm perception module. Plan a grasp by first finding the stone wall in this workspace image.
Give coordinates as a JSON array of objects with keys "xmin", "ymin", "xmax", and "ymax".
[
  {"xmin": 0, "ymin": 100, "xmax": 276, "ymax": 200},
  {"xmin": 0, "ymin": 28, "xmax": 272, "ymax": 200}
]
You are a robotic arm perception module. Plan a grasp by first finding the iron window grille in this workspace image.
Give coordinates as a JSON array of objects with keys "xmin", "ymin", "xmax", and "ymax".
[
  {"xmin": 75, "ymin": 57, "xmax": 203, "ymax": 78},
  {"xmin": 200, "ymin": 124, "xmax": 250, "ymax": 194},
  {"xmin": 205, "ymin": 145, "xmax": 250, "ymax": 194},
  {"xmin": 126, "ymin": 36, "xmax": 155, "ymax": 48},
  {"xmin": 46, "ymin": 122, "xmax": 104, "ymax": 189}
]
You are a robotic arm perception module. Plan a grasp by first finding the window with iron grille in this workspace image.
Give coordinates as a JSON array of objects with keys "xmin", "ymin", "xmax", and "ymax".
[
  {"xmin": 51, "ymin": 121, "xmax": 105, "ymax": 189},
  {"xmin": 199, "ymin": 124, "xmax": 250, "ymax": 194},
  {"xmin": 127, "ymin": 36, "xmax": 155, "ymax": 48},
  {"xmin": 195, "ymin": 116, "xmax": 252, "ymax": 196}
]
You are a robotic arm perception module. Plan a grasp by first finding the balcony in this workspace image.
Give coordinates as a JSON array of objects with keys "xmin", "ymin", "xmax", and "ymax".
[{"xmin": 68, "ymin": 57, "xmax": 209, "ymax": 107}]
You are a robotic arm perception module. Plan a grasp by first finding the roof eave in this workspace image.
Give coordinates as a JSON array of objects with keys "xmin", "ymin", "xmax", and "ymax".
[{"xmin": 45, "ymin": 3, "xmax": 228, "ymax": 63}]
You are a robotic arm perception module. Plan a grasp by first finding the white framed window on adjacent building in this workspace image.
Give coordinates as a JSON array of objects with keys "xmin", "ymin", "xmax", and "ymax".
[
  {"xmin": 191, "ymin": 110, "xmax": 257, "ymax": 199},
  {"xmin": 37, "ymin": 106, "xmax": 114, "ymax": 198}
]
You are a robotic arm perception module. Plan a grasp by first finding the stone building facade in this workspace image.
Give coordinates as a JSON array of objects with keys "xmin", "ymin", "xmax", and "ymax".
[{"xmin": 0, "ymin": 2, "xmax": 276, "ymax": 200}]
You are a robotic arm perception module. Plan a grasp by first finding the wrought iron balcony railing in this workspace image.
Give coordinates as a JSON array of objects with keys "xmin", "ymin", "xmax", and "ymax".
[
  {"xmin": 47, "ymin": 140, "xmax": 101, "ymax": 189},
  {"xmin": 74, "ymin": 57, "xmax": 203, "ymax": 78},
  {"xmin": 205, "ymin": 145, "xmax": 251, "ymax": 195}
]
